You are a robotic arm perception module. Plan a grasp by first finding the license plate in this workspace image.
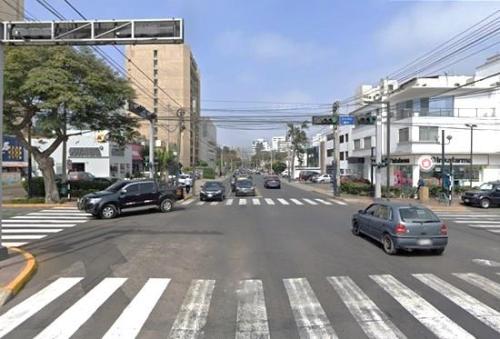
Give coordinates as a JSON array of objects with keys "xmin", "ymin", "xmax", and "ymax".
[
  {"xmin": 208, "ymin": 194, "xmax": 212, "ymax": 197},
  {"xmin": 417, "ymin": 239, "xmax": 432, "ymax": 246}
]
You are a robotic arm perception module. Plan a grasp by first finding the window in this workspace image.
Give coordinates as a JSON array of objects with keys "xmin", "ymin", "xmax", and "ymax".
[
  {"xmin": 399, "ymin": 128, "xmax": 409, "ymax": 142},
  {"xmin": 327, "ymin": 133, "xmax": 334, "ymax": 141},
  {"xmin": 153, "ymin": 79, "xmax": 158, "ymax": 86},
  {"xmin": 429, "ymin": 96, "xmax": 453, "ymax": 116},
  {"xmin": 153, "ymin": 50, "xmax": 158, "ymax": 58},
  {"xmin": 399, "ymin": 207, "xmax": 439, "ymax": 222},
  {"xmin": 339, "ymin": 135, "xmax": 344, "ymax": 143},
  {"xmin": 364, "ymin": 136, "xmax": 372, "ymax": 149},
  {"xmin": 327, "ymin": 149, "xmax": 333, "ymax": 157},
  {"xmin": 139, "ymin": 182, "xmax": 156, "ymax": 193},
  {"xmin": 375, "ymin": 205, "xmax": 391, "ymax": 220},
  {"xmin": 153, "ymin": 69, "xmax": 158, "ymax": 77},
  {"xmin": 419, "ymin": 127, "xmax": 438, "ymax": 142},
  {"xmin": 345, "ymin": 134, "xmax": 349, "ymax": 142},
  {"xmin": 340, "ymin": 152, "xmax": 345, "ymax": 161},
  {"xmin": 153, "ymin": 59, "xmax": 158, "ymax": 67},
  {"xmin": 124, "ymin": 184, "xmax": 139, "ymax": 194},
  {"xmin": 354, "ymin": 139, "xmax": 361, "ymax": 150},
  {"xmin": 345, "ymin": 151, "xmax": 348, "ymax": 158},
  {"xmin": 365, "ymin": 204, "xmax": 379, "ymax": 215},
  {"xmin": 154, "ymin": 88, "xmax": 158, "ymax": 97}
]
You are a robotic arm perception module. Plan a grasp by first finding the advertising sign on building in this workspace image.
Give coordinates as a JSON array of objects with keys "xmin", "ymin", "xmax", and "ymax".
[
  {"xmin": 418, "ymin": 155, "xmax": 435, "ymax": 172},
  {"xmin": 2, "ymin": 135, "xmax": 26, "ymax": 164}
]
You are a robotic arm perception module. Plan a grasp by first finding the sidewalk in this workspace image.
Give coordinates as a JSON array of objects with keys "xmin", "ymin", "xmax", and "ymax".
[
  {"xmin": 0, "ymin": 248, "xmax": 37, "ymax": 306},
  {"xmin": 284, "ymin": 180, "xmax": 471, "ymax": 211}
]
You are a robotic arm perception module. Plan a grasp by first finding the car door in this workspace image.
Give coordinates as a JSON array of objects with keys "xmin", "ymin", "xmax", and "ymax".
[
  {"xmin": 492, "ymin": 185, "xmax": 500, "ymax": 205},
  {"xmin": 359, "ymin": 204, "xmax": 380, "ymax": 237},
  {"xmin": 119, "ymin": 183, "xmax": 141, "ymax": 210},
  {"xmin": 374, "ymin": 205, "xmax": 392, "ymax": 239},
  {"xmin": 139, "ymin": 182, "xmax": 158, "ymax": 206}
]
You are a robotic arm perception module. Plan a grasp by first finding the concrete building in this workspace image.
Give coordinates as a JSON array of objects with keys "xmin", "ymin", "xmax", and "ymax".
[
  {"xmin": 271, "ymin": 136, "xmax": 289, "ymax": 152},
  {"xmin": 0, "ymin": 0, "xmax": 23, "ymax": 20},
  {"xmin": 251, "ymin": 138, "xmax": 271, "ymax": 154},
  {"xmin": 199, "ymin": 118, "xmax": 218, "ymax": 168},
  {"xmin": 32, "ymin": 131, "xmax": 133, "ymax": 179},
  {"xmin": 126, "ymin": 44, "xmax": 201, "ymax": 168}
]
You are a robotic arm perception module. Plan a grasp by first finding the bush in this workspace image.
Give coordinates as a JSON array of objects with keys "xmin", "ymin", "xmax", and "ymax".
[
  {"xmin": 21, "ymin": 177, "xmax": 46, "ymax": 197},
  {"xmin": 22, "ymin": 177, "xmax": 110, "ymax": 197},
  {"xmin": 340, "ymin": 182, "xmax": 372, "ymax": 196},
  {"xmin": 202, "ymin": 167, "xmax": 216, "ymax": 179}
]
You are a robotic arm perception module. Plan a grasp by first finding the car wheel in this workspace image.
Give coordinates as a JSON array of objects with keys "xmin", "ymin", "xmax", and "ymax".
[
  {"xmin": 431, "ymin": 248, "xmax": 445, "ymax": 255},
  {"xmin": 100, "ymin": 204, "xmax": 118, "ymax": 219},
  {"xmin": 382, "ymin": 234, "xmax": 398, "ymax": 255},
  {"xmin": 480, "ymin": 198, "xmax": 491, "ymax": 209},
  {"xmin": 352, "ymin": 221, "xmax": 360, "ymax": 236},
  {"xmin": 160, "ymin": 199, "xmax": 174, "ymax": 213}
]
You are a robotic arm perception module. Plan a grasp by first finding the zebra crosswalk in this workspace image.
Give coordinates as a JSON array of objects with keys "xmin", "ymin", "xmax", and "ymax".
[
  {"xmin": 434, "ymin": 211, "xmax": 500, "ymax": 235},
  {"xmin": 1, "ymin": 272, "xmax": 499, "ymax": 338},
  {"xmin": 181, "ymin": 197, "xmax": 346, "ymax": 208},
  {"xmin": 1, "ymin": 207, "xmax": 91, "ymax": 247}
]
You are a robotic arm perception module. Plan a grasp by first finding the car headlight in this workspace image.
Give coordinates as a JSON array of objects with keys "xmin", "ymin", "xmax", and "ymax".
[
  {"xmin": 200, "ymin": 190, "xmax": 206, "ymax": 194},
  {"xmin": 214, "ymin": 190, "xmax": 222, "ymax": 194},
  {"xmin": 89, "ymin": 197, "xmax": 102, "ymax": 204}
]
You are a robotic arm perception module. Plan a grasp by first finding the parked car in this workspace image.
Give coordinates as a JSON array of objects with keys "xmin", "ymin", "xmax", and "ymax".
[
  {"xmin": 461, "ymin": 181, "xmax": 500, "ymax": 208},
  {"xmin": 235, "ymin": 179, "xmax": 256, "ymax": 196},
  {"xmin": 299, "ymin": 170, "xmax": 320, "ymax": 181},
  {"xmin": 352, "ymin": 202, "xmax": 448, "ymax": 255},
  {"xmin": 178, "ymin": 174, "xmax": 193, "ymax": 187},
  {"xmin": 264, "ymin": 175, "xmax": 281, "ymax": 189},
  {"xmin": 200, "ymin": 181, "xmax": 226, "ymax": 201},
  {"xmin": 78, "ymin": 179, "xmax": 178, "ymax": 219},
  {"xmin": 67, "ymin": 171, "xmax": 115, "ymax": 185},
  {"xmin": 313, "ymin": 174, "xmax": 331, "ymax": 184}
]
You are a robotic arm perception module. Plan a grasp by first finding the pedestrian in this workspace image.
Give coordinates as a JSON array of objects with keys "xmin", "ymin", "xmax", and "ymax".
[{"xmin": 416, "ymin": 177, "xmax": 425, "ymax": 199}]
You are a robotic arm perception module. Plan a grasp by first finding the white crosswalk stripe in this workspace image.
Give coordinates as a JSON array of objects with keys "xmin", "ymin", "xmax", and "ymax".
[
  {"xmin": 1, "ymin": 273, "xmax": 500, "ymax": 338},
  {"xmin": 436, "ymin": 212, "xmax": 500, "ymax": 235},
  {"xmin": 236, "ymin": 280, "xmax": 270, "ymax": 339},
  {"xmin": 315, "ymin": 199, "xmax": 332, "ymax": 205},
  {"xmin": 168, "ymin": 279, "xmax": 215, "ymax": 338},
  {"xmin": 103, "ymin": 278, "xmax": 170, "ymax": 339},
  {"xmin": 210, "ymin": 201, "xmax": 219, "ymax": 206},
  {"xmin": 277, "ymin": 198, "xmax": 289, "ymax": 205},
  {"xmin": 414, "ymin": 273, "xmax": 500, "ymax": 333},
  {"xmin": 252, "ymin": 198, "xmax": 261, "ymax": 205},
  {"xmin": 181, "ymin": 199, "xmax": 195, "ymax": 205},
  {"xmin": 264, "ymin": 198, "xmax": 274, "ymax": 205},
  {"xmin": 196, "ymin": 201, "xmax": 205, "ymax": 206},
  {"xmin": 239, "ymin": 199, "xmax": 247, "ymax": 205},
  {"xmin": 2, "ymin": 235, "xmax": 46, "ymax": 240},
  {"xmin": 2, "ymin": 220, "xmax": 84, "ymax": 224},
  {"xmin": 226, "ymin": 198, "xmax": 234, "ymax": 205},
  {"xmin": 331, "ymin": 199, "xmax": 347, "ymax": 206},
  {"xmin": 12, "ymin": 216, "xmax": 89, "ymax": 220},
  {"xmin": 302, "ymin": 198, "xmax": 318, "ymax": 205},
  {"xmin": 284, "ymin": 278, "xmax": 337, "ymax": 338},
  {"xmin": 2, "ymin": 229, "xmax": 63, "ymax": 233},
  {"xmin": 1, "ymin": 223, "xmax": 76, "ymax": 227},
  {"xmin": 371, "ymin": 274, "xmax": 473, "ymax": 339},
  {"xmin": 290, "ymin": 198, "xmax": 303, "ymax": 205},
  {"xmin": 328, "ymin": 276, "xmax": 406, "ymax": 339}
]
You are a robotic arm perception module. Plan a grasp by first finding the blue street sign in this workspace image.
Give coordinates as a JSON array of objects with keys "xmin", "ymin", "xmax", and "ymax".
[{"xmin": 339, "ymin": 115, "xmax": 355, "ymax": 126}]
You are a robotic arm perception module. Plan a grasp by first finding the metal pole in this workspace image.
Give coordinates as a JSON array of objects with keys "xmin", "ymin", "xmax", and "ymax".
[
  {"xmin": 375, "ymin": 110, "xmax": 382, "ymax": 198},
  {"xmin": 370, "ymin": 146, "xmax": 375, "ymax": 195},
  {"xmin": 27, "ymin": 122, "xmax": 33, "ymax": 198},
  {"xmin": 385, "ymin": 101, "xmax": 391, "ymax": 196},
  {"xmin": 220, "ymin": 147, "xmax": 223, "ymax": 176},
  {"xmin": 441, "ymin": 129, "xmax": 445, "ymax": 190},
  {"xmin": 470, "ymin": 126, "xmax": 474, "ymax": 188},
  {"xmin": 333, "ymin": 125, "xmax": 340, "ymax": 196},
  {"xmin": 61, "ymin": 107, "xmax": 67, "ymax": 182},
  {"xmin": 149, "ymin": 120, "xmax": 155, "ymax": 179},
  {"xmin": 0, "ymin": 45, "xmax": 7, "ymax": 259}
]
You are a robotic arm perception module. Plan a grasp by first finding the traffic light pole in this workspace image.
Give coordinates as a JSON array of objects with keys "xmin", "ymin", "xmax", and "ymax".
[
  {"xmin": 0, "ymin": 45, "xmax": 7, "ymax": 259},
  {"xmin": 385, "ymin": 101, "xmax": 391, "ymax": 196},
  {"xmin": 375, "ymin": 111, "xmax": 383, "ymax": 199},
  {"xmin": 149, "ymin": 120, "xmax": 155, "ymax": 179}
]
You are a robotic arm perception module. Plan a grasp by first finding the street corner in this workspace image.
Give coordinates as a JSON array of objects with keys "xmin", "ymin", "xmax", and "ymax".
[{"xmin": 0, "ymin": 247, "xmax": 37, "ymax": 307}]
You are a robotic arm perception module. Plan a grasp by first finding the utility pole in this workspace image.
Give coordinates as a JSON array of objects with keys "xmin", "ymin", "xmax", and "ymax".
[
  {"xmin": 0, "ymin": 45, "xmax": 7, "ymax": 259},
  {"xmin": 441, "ymin": 129, "xmax": 445, "ymax": 190},
  {"xmin": 27, "ymin": 121, "xmax": 33, "ymax": 199},
  {"xmin": 176, "ymin": 108, "xmax": 185, "ymax": 183},
  {"xmin": 287, "ymin": 125, "xmax": 293, "ymax": 182},
  {"xmin": 375, "ymin": 110, "xmax": 383, "ymax": 199},
  {"xmin": 385, "ymin": 101, "xmax": 391, "ymax": 195},
  {"xmin": 61, "ymin": 106, "xmax": 68, "ymax": 181},
  {"xmin": 149, "ymin": 120, "xmax": 155, "ymax": 179},
  {"xmin": 220, "ymin": 146, "xmax": 223, "ymax": 176},
  {"xmin": 465, "ymin": 123, "xmax": 477, "ymax": 187}
]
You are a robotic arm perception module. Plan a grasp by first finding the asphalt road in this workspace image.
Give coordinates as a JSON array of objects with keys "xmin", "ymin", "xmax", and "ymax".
[{"xmin": 1, "ymin": 175, "xmax": 500, "ymax": 338}]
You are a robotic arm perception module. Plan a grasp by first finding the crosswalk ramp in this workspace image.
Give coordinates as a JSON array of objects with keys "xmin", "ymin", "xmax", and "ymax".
[
  {"xmin": 1, "ymin": 207, "xmax": 91, "ymax": 248},
  {"xmin": 1, "ymin": 272, "xmax": 499, "ymax": 338},
  {"xmin": 181, "ymin": 197, "xmax": 346, "ymax": 208},
  {"xmin": 435, "ymin": 211, "xmax": 500, "ymax": 235}
]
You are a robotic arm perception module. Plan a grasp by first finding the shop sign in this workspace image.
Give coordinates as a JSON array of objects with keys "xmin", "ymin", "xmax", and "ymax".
[{"xmin": 418, "ymin": 155, "xmax": 435, "ymax": 172}]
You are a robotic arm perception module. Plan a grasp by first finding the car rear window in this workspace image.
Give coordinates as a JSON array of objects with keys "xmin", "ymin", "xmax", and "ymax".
[{"xmin": 399, "ymin": 207, "xmax": 440, "ymax": 222}]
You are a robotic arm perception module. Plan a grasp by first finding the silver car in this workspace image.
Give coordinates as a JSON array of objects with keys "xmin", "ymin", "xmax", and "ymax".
[{"xmin": 352, "ymin": 202, "xmax": 448, "ymax": 255}]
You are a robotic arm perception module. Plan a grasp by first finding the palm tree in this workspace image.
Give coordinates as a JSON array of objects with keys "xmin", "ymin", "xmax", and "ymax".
[{"xmin": 287, "ymin": 121, "xmax": 308, "ymax": 179}]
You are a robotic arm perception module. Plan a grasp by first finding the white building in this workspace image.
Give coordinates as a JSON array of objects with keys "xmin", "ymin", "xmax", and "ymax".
[
  {"xmin": 32, "ymin": 130, "xmax": 133, "ymax": 178},
  {"xmin": 271, "ymin": 136, "xmax": 289, "ymax": 152},
  {"xmin": 199, "ymin": 119, "xmax": 218, "ymax": 168},
  {"xmin": 346, "ymin": 55, "xmax": 500, "ymax": 187},
  {"xmin": 251, "ymin": 138, "xmax": 271, "ymax": 154}
]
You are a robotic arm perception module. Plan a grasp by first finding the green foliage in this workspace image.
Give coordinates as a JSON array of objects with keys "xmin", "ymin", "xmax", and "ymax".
[
  {"xmin": 287, "ymin": 122, "xmax": 308, "ymax": 166},
  {"xmin": 197, "ymin": 160, "xmax": 209, "ymax": 167},
  {"xmin": 272, "ymin": 162, "xmax": 287, "ymax": 174},
  {"xmin": 4, "ymin": 198, "xmax": 46, "ymax": 204},
  {"xmin": 22, "ymin": 177, "xmax": 110, "ymax": 198},
  {"xmin": 202, "ymin": 167, "xmax": 216, "ymax": 179},
  {"xmin": 21, "ymin": 177, "xmax": 47, "ymax": 197},
  {"xmin": 340, "ymin": 182, "xmax": 372, "ymax": 196}
]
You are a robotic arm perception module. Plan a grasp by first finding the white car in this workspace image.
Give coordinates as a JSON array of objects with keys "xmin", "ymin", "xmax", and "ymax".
[
  {"xmin": 314, "ymin": 174, "xmax": 331, "ymax": 184},
  {"xmin": 178, "ymin": 174, "xmax": 193, "ymax": 186}
]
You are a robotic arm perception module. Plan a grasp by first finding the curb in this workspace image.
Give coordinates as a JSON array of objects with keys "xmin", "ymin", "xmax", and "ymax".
[
  {"xmin": 2, "ymin": 203, "xmax": 76, "ymax": 208},
  {"xmin": 0, "ymin": 248, "xmax": 37, "ymax": 307}
]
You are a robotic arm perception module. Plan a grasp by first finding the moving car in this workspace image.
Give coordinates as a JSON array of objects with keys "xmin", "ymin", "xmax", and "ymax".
[
  {"xmin": 200, "ymin": 181, "xmax": 226, "ymax": 201},
  {"xmin": 313, "ymin": 174, "xmax": 331, "ymax": 183},
  {"xmin": 178, "ymin": 174, "xmax": 193, "ymax": 187},
  {"xmin": 235, "ymin": 179, "xmax": 256, "ymax": 196},
  {"xmin": 264, "ymin": 175, "xmax": 281, "ymax": 189},
  {"xmin": 461, "ymin": 181, "xmax": 500, "ymax": 208},
  {"xmin": 352, "ymin": 202, "xmax": 448, "ymax": 255},
  {"xmin": 299, "ymin": 170, "xmax": 320, "ymax": 181},
  {"xmin": 78, "ymin": 179, "xmax": 178, "ymax": 219}
]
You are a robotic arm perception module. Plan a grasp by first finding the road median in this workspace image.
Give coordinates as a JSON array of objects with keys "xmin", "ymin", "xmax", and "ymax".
[{"xmin": 0, "ymin": 247, "xmax": 37, "ymax": 306}]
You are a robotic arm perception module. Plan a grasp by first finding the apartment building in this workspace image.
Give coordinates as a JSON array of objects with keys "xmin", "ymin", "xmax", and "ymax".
[
  {"xmin": 199, "ymin": 118, "xmax": 217, "ymax": 168},
  {"xmin": 125, "ymin": 44, "xmax": 201, "ymax": 167}
]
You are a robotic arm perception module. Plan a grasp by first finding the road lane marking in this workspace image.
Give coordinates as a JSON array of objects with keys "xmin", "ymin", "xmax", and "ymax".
[
  {"xmin": 302, "ymin": 198, "xmax": 318, "ymax": 205},
  {"xmin": 277, "ymin": 198, "xmax": 289, "ymax": 205},
  {"xmin": 168, "ymin": 280, "xmax": 215, "ymax": 338},
  {"xmin": 181, "ymin": 199, "xmax": 194, "ymax": 205},
  {"xmin": 370, "ymin": 274, "xmax": 473, "ymax": 339},
  {"xmin": 34, "ymin": 277, "xmax": 127, "ymax": 339},
  {"xmin": 2, "ymin": 219, "xmax": 85, "ymax": 224},
  {"xmin": 210, "ymin": 202, "xmax": 219, "ymax": 206},
  {"xmin": 290, "ymin": 199, "xmax": 303, "ymax": 205},
  {"xmin": 0, "ymin": 223, "xmax": 76, "ymax": 227},
  {"xmin": 2, "ymin": 229, "xmax": 63, "ymax": 233},
  {"xmin": 252, "ymin": 198, "xmax": 261, "ymax": 205},
  {"xmin": 330, "ymin": 199, "xmax": 347, "ymax": 206},
  {"xmin": 283, "ymin": 278, "xmax": 337, "ymax": 338},
  {"xmin": 50, "ymin": 207, "xmax": 79, "ymax": 209},
  {"xmin": 226, "ymin": 198, "xmax": 234, "ymax": 206},
  {"xmin": 12, "ymin": 216, "xmax": 89, "ymax": 220},
  {"xmin": 1, "ymin": 242, "xmax": 27, "ymax": 247},
  {"xmin": 239, "ymin": 199, "xmax": 247, "ymax": 206},
  {"xmin": 413, "ymin": 273, "xmax": 500, "ymax": 333},
  {"xmin": 236, "ymin": 280, "xmax": 270, "ymax": 339},
  {"xmin": 196, "ymin": 201, "xmax": 205, "ymax": 206},
  {"xmin": 1, "ymin": 235, "xmax": 47, "ymax": 240},
  {"xmin": 31, "ymin": 212, "xmax": 91, "ymax": 216},
  {"xmin": 454, "ymin": 221, "xmax": 500, "ymax": 224},
  {"xmin": 0, "ymin": 277, "xmax": 83, "ymax": 338},
  {"xmin": 472, "ymin": 259, "xmax": 500, "ymax": 267},
  {"xmin": 453, "ymin": 273, "xmax": 500, "ymax": 299},
  {"xmin": 103, "ymin": 278, "xmax": 170, "ymax": 339},
  {"xmin": 470, "ymin": 225, "xmax": 500, "ymax": 228},
  {"xmin": 328, "ymin": 276, "xmax": 406, "ymax": 339},
  {"xmin": 264, "ymin": 198, "xmax": 275, "ymax": 205},
  {"xmin": 315, "ymin": 199, "xmax": 332, "ymax": 205}
]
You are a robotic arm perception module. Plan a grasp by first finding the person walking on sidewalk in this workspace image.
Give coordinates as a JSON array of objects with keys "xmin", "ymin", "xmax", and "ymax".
[{"xmin": 417, "ymin": 177, "xmax": 425, "ymax": 197}]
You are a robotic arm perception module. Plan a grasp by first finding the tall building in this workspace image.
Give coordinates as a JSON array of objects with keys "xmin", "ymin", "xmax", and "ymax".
[
  {"xmin": 199, "ymin": 118, "xmax": 217, "ymax": 168},
  {"xmin": 251, "ymin": 138, "xmax": 271, "ymax": 154},
  {"xmin": 126, "ymin": 44, "xmax": 201, "ymax": 167},
  {"xmin": 0, "ymin": 0, "xmax": 24, "ymax": 20},
  {"xmin": 271, "ymin": 136, "xmax": 288, "ymax": 151}
]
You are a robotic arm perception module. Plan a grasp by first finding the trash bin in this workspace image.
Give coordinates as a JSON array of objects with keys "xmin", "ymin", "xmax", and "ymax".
[{"xmin": 419, "ymin": 186, "xmax": 429, "ymax": 202}]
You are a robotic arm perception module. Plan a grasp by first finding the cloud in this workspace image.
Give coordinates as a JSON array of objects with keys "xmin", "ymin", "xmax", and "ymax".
[{"xmin": 215, "ymin": 30, "xmax": 335, "ymax": 65}]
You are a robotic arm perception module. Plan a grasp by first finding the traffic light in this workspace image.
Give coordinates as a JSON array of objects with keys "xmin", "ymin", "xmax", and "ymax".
[
  {"xmin": 312, "ymin": 115, "xmax": 339, "ymax": 125},
  {"xmin": 356, "ymin": 115, "xmax": 377, "ymax": 125},
  {"xmin": 377, "ymin": 158, "xmax": 389, "ymax": 168}
]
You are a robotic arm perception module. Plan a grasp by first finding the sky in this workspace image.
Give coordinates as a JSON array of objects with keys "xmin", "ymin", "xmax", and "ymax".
[{"xmin": 25, "ymin": 0, "xmax": 500, "ymax": 148}]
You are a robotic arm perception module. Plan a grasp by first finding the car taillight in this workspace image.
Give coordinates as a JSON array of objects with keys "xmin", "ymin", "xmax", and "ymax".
[
  {"xmin": 395, "ymin": 224, "xmax": 407, "ymax": 234},
  {"xmin": 440, "ymin": 224, "xmax": 448, "ymax": 235}
]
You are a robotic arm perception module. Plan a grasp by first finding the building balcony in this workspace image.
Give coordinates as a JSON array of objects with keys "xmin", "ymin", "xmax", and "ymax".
[{"xmin": 395, "ymin": 108, "xmax": 496, "ymax": 120}]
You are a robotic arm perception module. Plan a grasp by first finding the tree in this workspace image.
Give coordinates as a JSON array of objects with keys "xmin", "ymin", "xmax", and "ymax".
[
  {"xmin": 4, "ymin": 46, "xmax": 137, "ymax": 202},
  {"xmin": 156, "ymin": 148, "xmax": 175, "ymax": 180},
  {"xmin": 272, "ymin": 161, "xmax": 287, "ymax": 174},
  {"xmin": 287, "ymin": 122, "xmax": 309, "ymax": 178}
]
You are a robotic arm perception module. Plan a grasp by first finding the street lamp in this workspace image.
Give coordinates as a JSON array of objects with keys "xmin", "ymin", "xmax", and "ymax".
[
  {"xmin": 465, "ymin": 123, "xmax": 477, "ymax": 188},
  {"xmin": 439, "ymin": 130, "xmax": 452, "ymax": 191}
]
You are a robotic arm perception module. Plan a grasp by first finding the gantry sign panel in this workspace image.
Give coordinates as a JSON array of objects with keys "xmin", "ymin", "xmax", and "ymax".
[{"xmin": 0, "ymin": 19, "xmax": 183, "ymax": 45}]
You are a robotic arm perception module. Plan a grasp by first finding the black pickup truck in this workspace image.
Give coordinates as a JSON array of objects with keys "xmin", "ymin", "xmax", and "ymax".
[{"xmin": 78, "ymin": 179, "xmax": 179, "ymax": 219}]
